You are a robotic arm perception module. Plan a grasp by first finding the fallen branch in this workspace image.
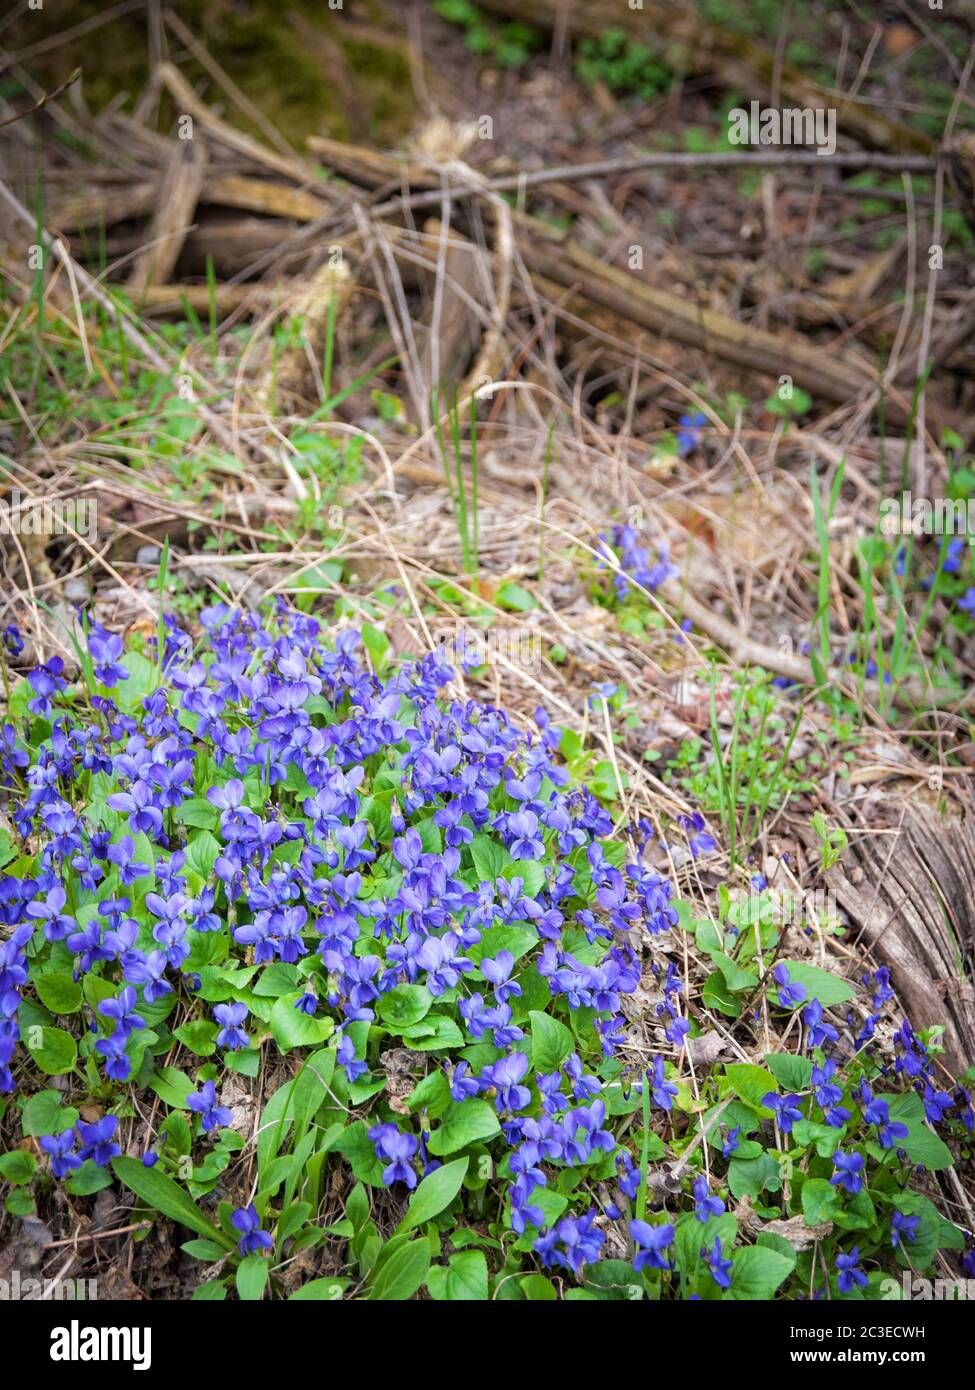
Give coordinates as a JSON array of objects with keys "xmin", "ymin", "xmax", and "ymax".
[
  {"xmin": 157, "ymin": 63, "xmax": 324, "ymax": 191},
  {"xmin": 660, "ymin": 579, "xmax": 975, "ymax": 713},
  {"xmin": 517, "ymin": 228, "xmax": 938, "ymax": 431},
  {"xmin": 50, "ymin": 174, "xmax": 330, "ymax": 231},
  {"xmin": 306, "ymin": 134, "xmax": 439, "ymax": 190},
  {"xmin": 127, "ymin": 136, "xmax": 208, "ymax": 293}
]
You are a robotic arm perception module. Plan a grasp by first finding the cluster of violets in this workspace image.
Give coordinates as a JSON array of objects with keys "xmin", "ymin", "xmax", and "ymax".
[
  {"xmin": 771, "ymin": 960, "xmax": 972, "ymax": 1136},
  {"xmin": 0, "ymin": 604, "xmax": 970, "ymax": 1294},
  {"xmin": 597, "ymin": 525, "xmax": 679, "ymax": 604},
  {"xmin": 0, "ymin": 605, "xmax": 684, "ymax": 1276}
]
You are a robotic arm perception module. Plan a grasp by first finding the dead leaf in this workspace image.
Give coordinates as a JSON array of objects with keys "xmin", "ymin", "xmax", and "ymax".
[{"xmin": 685, "ymin": 1031, "xmax": 731, "ymax": 1067}]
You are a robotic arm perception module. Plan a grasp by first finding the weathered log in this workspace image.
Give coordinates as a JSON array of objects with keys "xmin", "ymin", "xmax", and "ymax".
[
  {"xmin": 49, "ymin": 174, "xmax": 330, "ymax": 232},
  {"xmin": 821, "ymin": 807, "xmax": 975, "ymax": 1077},
  {"xmin": 138, "ymin": 283, "xmax": 283, "ymax": 315},
  {"xmin": 128, "ymin": 136, "xmax": 208, "ymax": 293}
]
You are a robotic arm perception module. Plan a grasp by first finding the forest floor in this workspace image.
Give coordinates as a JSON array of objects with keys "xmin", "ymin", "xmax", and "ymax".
[{"xmin": 1, "ymin": 0, "xmax": 975, "ymax": 1303}]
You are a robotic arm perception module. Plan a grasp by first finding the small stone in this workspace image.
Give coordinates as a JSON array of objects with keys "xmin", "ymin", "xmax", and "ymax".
[{"xmin": 63, "ymin": 577, "xmax": 89, "ymax": 603}]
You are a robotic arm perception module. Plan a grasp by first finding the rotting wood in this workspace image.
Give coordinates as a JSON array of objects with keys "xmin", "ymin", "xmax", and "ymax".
[
  {"xmin": 250, "ymin": 259, "xmax": 355, "ymax": 415},
  {"xmin": 50, "ymin": 174, "xmax": 331, "ymax": 231},
  {"xmin": 127, "ymin": 136, "xmax": 208, "ymax": 294},
  {"xmin": 416, "ymin": 219, "xmax": 486, "ymax": 396},
  {"xmin": 307, "ymin": 134, "xmax": 439, "ymax": 191},
  {"xmin": 138, "ymin": 282, "xmax": 284, "ymax": 315},
  {"xmin": 815, "ymin": 808, "xmax": 975, "ymax": 1077}
]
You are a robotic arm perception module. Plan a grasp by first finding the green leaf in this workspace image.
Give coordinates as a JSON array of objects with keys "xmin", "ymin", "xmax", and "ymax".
[
  {"xmin": 584, "ymin": 1260, "xmax": 644, "ymax": 1301},
  {"xmin": 711, "ymin": 951, "xmax": 757, "ymax": 992},
  {"xmin": 160, "ymin": 1110, "xmax": 191, "ymax": 1155},
  {"xmin": 22, "ymin": 1090, "xmax": 79, "ymax": 1137},
  {"xmin": 801, "ymin": 1177, "xmax": 841, "ymax": 1225},
  {"xmin": 292, "ymin": 1047, "xmax": 337, "ymax": 1136},
  {"xmin": 251, "ymin": 963, "xmax": 301, "ymax": 998},
  {"xmin": 175, "ymin": 798, "xmax": 220, "ymax": 830},
  {"xmin": 723, "ymin": 1063, "xmax": 776, "ymax": 1112},
  {"xmin": 495, "ymin": 580, "xmax": 538, "ymax": 612},
  {"xmin": 518, "ymin": 1273, "xmax": 558, "ymax": 1300},
  {"xmin": 427, "ymin": 1100, "xmax": 500, "ymax": 1156},
  {"xmin": 467, "ymin": 923, "xmax": 537, "ymax": 967},
  {"xmin": 792, "ymin": 1119, "xmax": 843, "ymax": 1158},
  {"xmin": 401, "ymin": 1015, "xmax": 464, "ymax": 1051},
  {"xmin": 833, "ymin": 1186, "xmax": 876, "ymax": 1232},
  {"xmin": 764, "ymin": 1053, "xmax": 813, "ymax": 1091},
  {"xmin": 194, "ymin": 963, "xmax": 254, "ymax": 1003},
  {"xmin": 65, "ymin": 1160, "xmax": 113, "ymax": 1196},
  {"xmin": 82, "ymin": 973, "xmax": 116, "ymax": 1013},
  {"xmin": 502, "ymin": 859, "xmax": 546, "ymax": 895},
  {"xmin": 367, "ymin": 1239, "xmax": 431, "ymax": 1300},
  {"xmin": 270, "ymin": 994, "xmax": 335, "ymax": 1052},
  {"xmin": 192, "ymin": 1279, "xmax": 227, "ymax": 1301},
  {"xmin": 675, "ymin": 1211, "xmax": 737, "ymax": 1275},
  {"xmin": 406, "ymin": 1070, "xmax": 451, "ymax": 1118},
  {"xmin": 692, "ymin": 913, "xmax": 723, "ymax": 955},
  {"xmin": 184, "ymin": 830, "xmax": 221, "ymax": 886},
  {"xmin": 33, "ymin": 969, "xmax": 82, "ymax": 1015},
  {"xmin": 426, "ymin": 1249, "xmax": 489, "ymax": 1300},
  {"xmin": 729, "ymin": 1245, "xmax": 794, "ymax": 1299},
  {"xmin": 112, "ymin": 1156, "xmax": 232, "ymax": 1247},
  {"xmin": 6, "ymin": 1186, "xmax": 35, "ymax": 1217},
  {"xmin": 378, "ymin": 985, "xmax": 433, "ymax": 1031},
  {"xmin": 333, "ymin": 1121, "xmax": 386, "ymax": 1186},
  {"xmin": 415, "ymin": 817, "xmax": 443, "ymax": 854},
  {"xmin": 181, "ymin": 1239, "xmax": 228, "ymax": 1262},
  {"xmin": 289, "ymin": 1278, "xmax": 347, "ymax": 1300},
  {"xmin": 884, "ymin": 1093, "xmax": 953, "ymax": 1170},
  {"xmin": 173, "ymin": 1020, "xmax": 218, "ymax": 1057},
  {"xmin": 398, "ymin": 1157, "xmax": 469, "ymax": 1233},
  {"xmin": 777, "ymin": 961, "xmax": 855, "ymax": 1007},
  {"xmin": 361, "ymin": 791, "xmax": 393, "ymax": 843},
  {"xmin": 889, "ymin": 1194, "xmax": 961, "ymax": 1269},
  {"xmin": 361, "ymin": 621, "xmax": 391, "ymax": 672},
  {"xmin": 225, "ymin": 1048, "xmax": 261, "ymax": 1078},
  {"xmin": 25, "ymin": 1025, "xmax": 77, "ymax": 1076},
  {"xmin": 727, "ymin": 1152, "xmax": 782, "ymax": 1200},
  {"xmin": 148, "ymin": 1066, "xmax": 195, "ymax": 1110},
  {"xmin": 530, "ymin": 1010, "xmax": 573, "ymax": 1073},
  {"xmin": 469, "ymin": 835, "xmax": 514, "ymax": 882},
  {"xmin": 236, "ymin": 1254, "xmax": 269, "ymax": 1301},
  {"xmin": 702, "ymin": 969, "xmax": 741, "ymax": 1017},
  {"xmin": 0, "ymin": 1150, "xmax": 37, "ymax": 1184}
]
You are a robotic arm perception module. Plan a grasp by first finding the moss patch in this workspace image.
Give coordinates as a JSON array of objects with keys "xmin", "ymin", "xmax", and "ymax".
[{"xmin": 5, "ymin": 0, "xmax": 420, "ymax": 149}]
